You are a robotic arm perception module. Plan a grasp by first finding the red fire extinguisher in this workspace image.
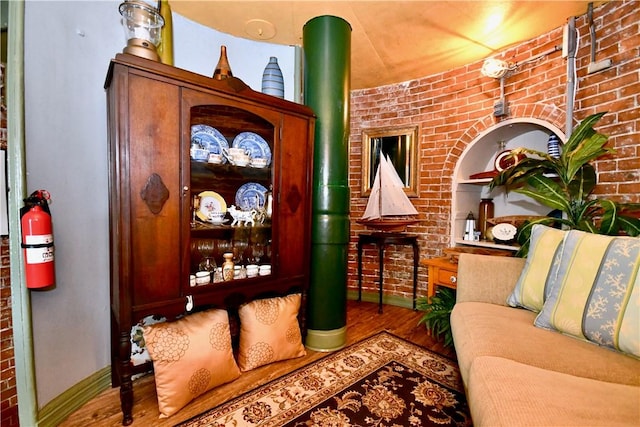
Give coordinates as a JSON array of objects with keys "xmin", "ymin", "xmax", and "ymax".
[{"xmin": 21, "ymin": 190, "xmax": 55, "ymax": 289}]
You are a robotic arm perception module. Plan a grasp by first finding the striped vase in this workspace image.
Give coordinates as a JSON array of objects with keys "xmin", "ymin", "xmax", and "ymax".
[
  {"xmin": 547, "ymin": 134, "xmax": 561, "ymax": 158},
  {"xmin": 261, "ymin": 57, "xmax": 284, "ymax": 98}
]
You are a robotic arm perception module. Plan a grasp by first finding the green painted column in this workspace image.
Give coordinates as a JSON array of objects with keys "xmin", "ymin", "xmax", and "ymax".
[{"xmin": 303, "ymin": 16, "xmax": 352, "ymax": 351}]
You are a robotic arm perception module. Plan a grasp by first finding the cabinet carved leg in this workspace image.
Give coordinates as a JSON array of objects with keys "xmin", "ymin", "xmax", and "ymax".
[{"xmin": 118, "ymin": 331, "xmax": 133, "ymax": 425}]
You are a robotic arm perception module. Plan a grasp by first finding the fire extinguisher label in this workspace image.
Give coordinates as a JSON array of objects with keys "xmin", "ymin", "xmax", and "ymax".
[
  {"xmin": 23, "ymin": 234, "xmax": 54, "ymax": 264},
  {"xmin": 25, "ymin": 234, "xmax": 53, "ymax": 245},
  {"xmin": 25, "ymin": 246, "xmax": 54, "ymax": 264}
]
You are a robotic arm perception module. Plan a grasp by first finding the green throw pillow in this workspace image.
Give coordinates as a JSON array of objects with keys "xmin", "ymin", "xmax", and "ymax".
[
  {"xmin": 534, "ymin": 230, "xmax": 640, "ymax": 358},
  {"xmin": 507, "ymin": 224, "xmax": 566, "ymax": 312}
]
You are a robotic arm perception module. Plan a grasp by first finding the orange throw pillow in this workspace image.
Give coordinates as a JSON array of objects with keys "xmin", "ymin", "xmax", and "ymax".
[
  {"xmin": 143, "ymin": 308, "xmax": 241, "ymax": 417},
  {"xmin": 238, "ymin": 293, "xmax": 306, "ymax": 371}
]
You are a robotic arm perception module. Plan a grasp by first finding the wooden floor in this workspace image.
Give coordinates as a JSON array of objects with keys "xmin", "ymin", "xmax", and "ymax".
[{"xmin": 60, "ymin": 300, "xmax": 455, "ymax": 427}]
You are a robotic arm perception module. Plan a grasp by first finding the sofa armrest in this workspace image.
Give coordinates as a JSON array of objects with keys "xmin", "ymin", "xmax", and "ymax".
[{"xmin": 456, "ymin": 253, "xmax": 526, "ymax": 306}]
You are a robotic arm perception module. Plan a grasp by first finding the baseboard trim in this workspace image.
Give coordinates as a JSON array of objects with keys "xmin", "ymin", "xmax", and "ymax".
[
  {"xmin": 346, "ymin": 290, "xmax": 415, "ymax": 310},
  {"xmin": 38, "ymin": 366, "xmax": 111, "ymax": 427}
]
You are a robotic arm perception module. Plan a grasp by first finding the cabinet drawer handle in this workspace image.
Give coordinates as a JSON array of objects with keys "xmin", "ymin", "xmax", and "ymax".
[{"xmin": 450, "ymin": 275, "xmax": 457, "ymax": 284}]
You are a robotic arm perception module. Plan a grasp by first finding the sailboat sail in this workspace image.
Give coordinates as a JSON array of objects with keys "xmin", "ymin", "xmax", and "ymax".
[{"xmin": 361, "ymin": 154, "xmax": 418, "ymax": 220}]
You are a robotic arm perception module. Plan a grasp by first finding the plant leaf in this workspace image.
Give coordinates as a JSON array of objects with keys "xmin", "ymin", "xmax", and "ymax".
[
  {"xmin": 565, "ymin": 133, "xmax": 614, "ymax": 181},
  {"xmin": 562, "ymin": 112, "xmax": 606, "ymax": 154},
  {"xmin": 597, "ymin": 199, "xmax": 619, "ymax": 235},
  {"xmin": 416, "ymin": 288, "xmax": 455, "ymax": 347},
  {"xmin": 515, "ymin": 217, "xmax": 560, "ymax": 257},
  {"xmin": 515, "ymin": 175, "xmax": 570, "ymax": 212},
  {"xmin": 567, "ymin": 164, "xmax": 596, "ymax": 200},
  {"xmin": 618, "ymin": 215, "xmax": 640, "ymax": 236}
]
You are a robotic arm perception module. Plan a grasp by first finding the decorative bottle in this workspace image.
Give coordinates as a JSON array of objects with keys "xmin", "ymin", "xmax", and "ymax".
[
  {"xmin": 222, "ymin": 252, "xmax": 234, "ymax": 281},
  {"xmin": 213, "ymin": 46, "xmax": 233, "ymax": 80},
  {"xmin": 261, "ymin": 57, "xmax": 284, "ymax": 98},
  {"xmin": 478, "ymin": 198, "xmax": 495, "ymax": 241}
]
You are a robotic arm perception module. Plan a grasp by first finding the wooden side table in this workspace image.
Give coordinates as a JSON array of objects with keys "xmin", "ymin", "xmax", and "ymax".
[
  {"xmin": 421, "ymin": 257, "xmax": 458, "ymax": 299},
  {"xmin": 357, "ymin": 232, "xmax": 419, "ymax": 313}
]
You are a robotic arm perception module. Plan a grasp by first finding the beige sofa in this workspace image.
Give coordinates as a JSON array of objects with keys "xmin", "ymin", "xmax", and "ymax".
[{"xmin": 451, "ymin": 253, "xmax": 640, "ymax": 426}]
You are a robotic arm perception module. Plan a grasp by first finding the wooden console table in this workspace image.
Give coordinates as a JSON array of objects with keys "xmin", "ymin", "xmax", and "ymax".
[
  {"xmin": 357, "ymin": 232, "xmax": 419, "ymax": 313},
  {"xmin": 422, "ymin": 248, "xmax": 513, "ymax": 299},
  {"xmin": 421, "ymin": 257, "xmax": 459, "ymax": 299}
]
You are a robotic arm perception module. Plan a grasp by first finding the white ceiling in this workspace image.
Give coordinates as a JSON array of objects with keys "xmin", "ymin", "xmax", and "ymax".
[{"xmin": 171, "ymin": 1, "xmax": 601, "ymax": 89}]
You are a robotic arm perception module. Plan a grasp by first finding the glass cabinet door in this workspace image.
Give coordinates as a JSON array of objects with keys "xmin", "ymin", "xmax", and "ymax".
[{"xmin": 186, "ymin": 100, "xmax": 277, "ymax": 289}]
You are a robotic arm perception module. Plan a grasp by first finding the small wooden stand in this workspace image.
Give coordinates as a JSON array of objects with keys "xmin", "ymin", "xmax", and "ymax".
[{"xmin": 357, "ymin": 232, "xmax": 419, "ymax": 313}]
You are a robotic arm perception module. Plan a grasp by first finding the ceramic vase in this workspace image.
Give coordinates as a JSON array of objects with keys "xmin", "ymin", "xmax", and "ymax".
[
  {"xmin": 261, "ymin": 57, "xmax": 284, "ymax": 98},
  {"xmin": 547, "ymin": 134, "xmax": 561, "ymax": 158}
]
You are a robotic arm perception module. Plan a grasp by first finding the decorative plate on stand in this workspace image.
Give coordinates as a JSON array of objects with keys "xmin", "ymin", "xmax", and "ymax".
[
  {"xmin": 232, "ymin": 132, "xmax": 271, "ymax": 166},
  {"xmin": 235, "ymin": 182, "xmax": 268, "ymax": 210},
  {"xmin": 191, "ymin": 125, "xmax": 229, "ymax": 162},
  {"xmin": 196, "ymin": 191, "xmax": 227, "ymax": 221}
]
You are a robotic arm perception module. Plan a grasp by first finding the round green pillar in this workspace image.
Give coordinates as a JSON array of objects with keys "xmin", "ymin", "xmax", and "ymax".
[{"xmin": 303, "ymin": 16, "xmax": 352, "ymax": 351}]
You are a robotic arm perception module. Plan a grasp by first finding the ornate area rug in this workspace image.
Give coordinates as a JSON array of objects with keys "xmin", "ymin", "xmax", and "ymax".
[{"xmin": 177, "ymin": 331, "xmax": 471, "ymax": 426}]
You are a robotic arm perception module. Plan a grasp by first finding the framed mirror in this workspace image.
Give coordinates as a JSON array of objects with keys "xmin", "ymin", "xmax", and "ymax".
[{"xmin": 361, "ymin": 126, "xmax": 418, "ymax": 197}]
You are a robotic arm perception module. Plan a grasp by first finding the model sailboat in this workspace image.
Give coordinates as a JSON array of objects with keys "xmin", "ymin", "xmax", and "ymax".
[{"xmin": 357, "ymin": 153, "xmax": 419, "ymax": 232}]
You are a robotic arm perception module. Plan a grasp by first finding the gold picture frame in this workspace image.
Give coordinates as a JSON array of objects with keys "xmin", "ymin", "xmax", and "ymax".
[{"xmin": 361, "ymin": 126, "xmax": 418, "ymax": 197}]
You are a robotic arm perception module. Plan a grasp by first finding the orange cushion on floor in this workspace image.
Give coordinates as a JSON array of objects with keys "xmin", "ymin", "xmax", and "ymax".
[
  {"xmin": 143, "ymin": 308, "xmax": 241, "ymax": 417},
  {"xmin": 237, "ymin": 293, "xmax": 306, "ymax": 371}
]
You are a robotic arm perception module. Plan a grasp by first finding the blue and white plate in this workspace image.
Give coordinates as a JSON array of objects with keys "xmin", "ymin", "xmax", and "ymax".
[
  {"xmin": 235, "ymin": 182, "xmax": 268, "ymax": 210},
  {"xmin": 232, "ymin": 132, "xmax": 271, "ymax": 166},
  {"xmin": 191, "ymin": 125, "xmax": 229, "ymax": 162}
]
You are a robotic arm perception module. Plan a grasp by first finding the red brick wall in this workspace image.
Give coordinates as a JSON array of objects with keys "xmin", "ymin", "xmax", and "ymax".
[
  {"xmin": 1, "ymin": 237, "xmax": 18, "ymax": 427},
  {"xmin": 1, "ymin": 60, "xmax": 17, "ymax": 426},
  {"xmin": 349, "ymin": 0, "xmax": 640, "ymax": 301}
]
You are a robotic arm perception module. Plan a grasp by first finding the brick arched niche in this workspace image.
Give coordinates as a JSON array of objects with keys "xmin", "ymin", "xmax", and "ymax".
[{"xmin": 447, "ymin": 107, "xmax": 566, "ymax": 249}]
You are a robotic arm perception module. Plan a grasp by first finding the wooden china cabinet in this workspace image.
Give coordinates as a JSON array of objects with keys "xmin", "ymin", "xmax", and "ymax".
[{"xmin": 105, "ymin": 53, "xmax": 315, "ymax": 425}]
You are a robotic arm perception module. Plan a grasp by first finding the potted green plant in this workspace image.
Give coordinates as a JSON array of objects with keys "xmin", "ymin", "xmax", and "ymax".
[
  {"xmin": 490, "ymin": 112, "xmax": 640, "ymax": 255},
  {"xmin": 416, "ymin": 287, "xmax": 456, "ymax": 347}
]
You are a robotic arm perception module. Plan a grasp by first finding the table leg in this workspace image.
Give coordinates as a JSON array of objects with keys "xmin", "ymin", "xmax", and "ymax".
[
  {"xmin": 357, "ymin": 240, "xmax": 363, "ymax": 302},
  {"xmin": 427, "ymin": 271, "xmax": 436, "ymax": 299},
  {"xmin": 378, "ymin": 243, "xmax": 384, "ymax": 313},
  {"xmin": 412, "ymin": 240, "xmax": 419, "ymax": 309}
]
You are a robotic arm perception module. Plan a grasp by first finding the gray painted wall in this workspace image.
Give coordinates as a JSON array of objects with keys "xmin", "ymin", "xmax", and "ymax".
[{"xmin": 24, "ymin": 0, "xmax": 295, "ymax": 407}]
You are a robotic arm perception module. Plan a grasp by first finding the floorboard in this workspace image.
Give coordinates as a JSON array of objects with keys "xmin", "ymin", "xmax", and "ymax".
[{"xmin": 60, "ymin": 300, "xmax": 453, "ymax": 427}]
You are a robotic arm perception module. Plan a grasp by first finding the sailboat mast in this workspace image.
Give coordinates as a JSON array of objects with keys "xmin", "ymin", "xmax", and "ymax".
[{"xmin": 377, "ymin": 154, "xmax": 383, "ymax": 216}]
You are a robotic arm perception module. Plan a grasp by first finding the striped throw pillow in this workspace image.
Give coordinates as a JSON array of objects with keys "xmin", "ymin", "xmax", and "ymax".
[
  {"xmin": 507, "ymin": 224, "xmax": 566, "ymax": 312},
  {"xmin": 534, "ymin": 230, "xmax": 640, "ymax": 358}
]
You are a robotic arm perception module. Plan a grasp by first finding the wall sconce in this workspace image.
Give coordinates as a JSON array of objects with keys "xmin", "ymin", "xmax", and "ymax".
[
  {"xmin": 481, "ymin": 58, "xmax": 514, "ymax": 79},
  {"xmin": 481, "ymin": 58, "xmax": 515, "ymax": 117},
  {"xmin": 119, "ymin": 0, "xmax": 164, "ymax": 61}
]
